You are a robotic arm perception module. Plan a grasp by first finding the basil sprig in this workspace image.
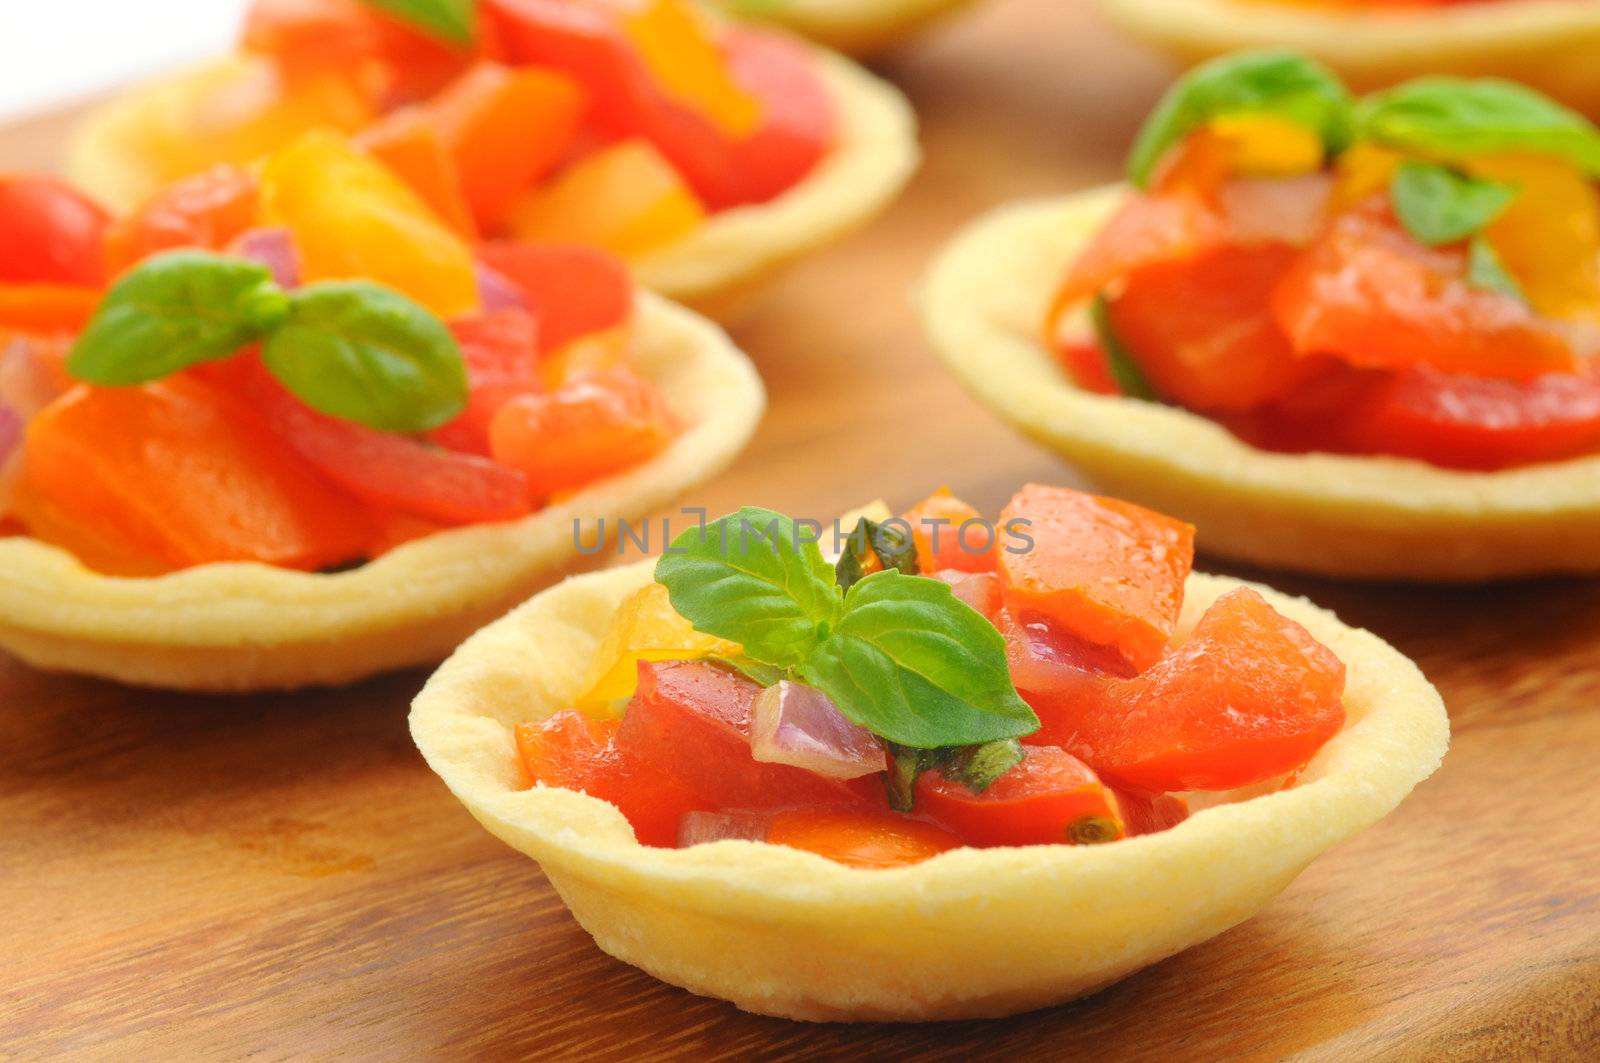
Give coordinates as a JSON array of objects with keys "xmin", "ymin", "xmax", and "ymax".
[
  {"xmin": 67, "ymin": 251, "xmax": 467, "ymax": 433},
  {"xmin": 1127, "ymin": 50, "xmax": 1353, "ymax": 189},
  {"xmin": 655, "ymin": 508, "xmax": 1040, "ymax": 750},
  {"xmin": 363, "ymin": 0, "xmax": 476, "ymax": 45},
  {"xmin": 1390, "ymin": 160, "xmax": 1517, "ymax": 246},
  {"xmin": 1090, "ymin": 293, "xmax": 1157, "ymax": 401},
  {"xmin": 835, "ymin": 516, "xmax": 917, "ymax": 593},
  {"xmin": 1356, "ymin": 77, "xmax": 1600, "ymax": 177}
]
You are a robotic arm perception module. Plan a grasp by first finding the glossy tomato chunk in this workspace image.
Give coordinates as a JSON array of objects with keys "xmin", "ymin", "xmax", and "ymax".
[
  {"xmin": 0, "ymin": 175, "xmax": 108, "ymax": 287},
  {"xmin": 429, "ymin": 309, "xmax": 543, "ymax": 456},
  {"xmin": 916, "ymin": 745, "xmax": 1125, "ymax": 847},
  {"xmin": 104, "ymin": 165, "xmax": 258, "ymax": 274},
  {"xmin": 902, "ymin": 488, "xmax": 994, "ymax": 574},
  {"xmin": 617, "ymin": 659, "xmax": 877, "ymax": 810},
  {"xmin": 475, "ymin": 242, "xmax": 634, "ymax": 355},
  {"xmin": 997, "ymin": 484, "xmax": 1194, "ymax": 673},
  {"xmin": 765, "ymin": 809, "xmax": 961, "ymax": 869},
  {"xmin": 20, "ymin": 377, "xmax": 373, "ymax": 570},
  {"xmin": 516, "ymin": 709, "xmax": 703, "ymax": 847},
  {"xmin": 1033, "ymin": 588, "xmax": 1346, "ymax": 794},
  {"xmin": 718, "ymin": 27, "xmax": 833, "ymax": 206}
]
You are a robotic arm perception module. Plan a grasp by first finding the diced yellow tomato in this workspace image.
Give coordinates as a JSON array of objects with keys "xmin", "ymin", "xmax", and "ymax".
[
  {"xmin": 356, "ymin": 108, "xmax": 477, "ymax": 238},
  {"xmin": 1468, "ymin": 152, "xmax": 1600, "ymax": 324},
  {"xmin": 578, "ymin": 582, "xmax": 741, "ymax": 709},
  {"xmin": 1206, "ymin": 114, "xmax": 1324, "ymax": 178},
  {"xmin": 503, "ymin": 140, "xmax": 706, "ymax": 257},
  {"xmin": 427, "ymin": 61, "xmax": 584, "ymax": 231},
  {"xmin": 1330, "ymin": 142, "xmax": 1403, "ymax": 211},
  {"xmin": 621, "ymin": 0, "xmax": 761, "ymax": 139},
  {"xmin": 259, "ymin": 130, "xmax": 479, "ymax": 316}
]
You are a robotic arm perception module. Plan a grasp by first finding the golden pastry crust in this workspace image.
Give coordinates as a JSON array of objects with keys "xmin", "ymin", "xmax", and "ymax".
[
  {"xmin": 409, "ymin": 558, "xmax": 1448, "ymax": 1022},
  {"xmin": 0, "ymin": 295, "xmax": 763, "ymax": 692},
  {"xmin": 712, "ymin": 0, "xmax": 976, "ymax": 55},
  {"xmin": 64, "ymin": 49, "xmax": 919, "ymax": 320},
  {"xmin": 1093, "ymin": 0, "xmax": 1600, "ymax": 112},
  {"xmin": 920, "ymin": 188, "xmax": 1600, "ymax": 581}
]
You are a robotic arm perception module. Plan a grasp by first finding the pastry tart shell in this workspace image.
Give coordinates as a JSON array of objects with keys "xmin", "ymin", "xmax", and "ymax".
[
  {"xmin": 712, "ymin": 0, "xmax": 977, "ymax": 55},
  {"xmin": 409, "ymin": 558, "xmax": 1448, "ymax": 1022},
  {"xmin": 920, "ymin": 188, "xmax": 1600, "ymax": 581},
  {"xmin": 1093, "ymin": 0, "xmax": 1600, "ymax": 112},
  {"xmin": 64, "ymin": 49, "xmax": 919, "ymax": 321},
  {"xmin": 0, "ymin": 295, "xmax": 763, "ymax": 692}
]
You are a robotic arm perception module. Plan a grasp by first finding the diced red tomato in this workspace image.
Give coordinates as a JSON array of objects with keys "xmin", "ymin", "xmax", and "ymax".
[
  {"xmin": 718, "ymin": 27, "xmax": 833, "ymax": 206},
  {"xmin": 1107, "ymin": 242, "xmax": 1332, "ymax": 411},
  {"xmin": 902, "ymin": 488, "xmax": 995, "ymax": 574},
  {"xmin": 1031, "ymin": 588, "xmax": 1346, "ymax": 794},
  {"xmin": 475, "ymin": 242, "xmax": 634, "ymax": 354},
  {"xmin": 617, "ymin": 659, "xmax": 878, "ymax": 810},
  {"xmin": 1051, "ymin": 191, "xmax": 1223, "ymax": 328},
  {"xmin": 20, "ymin": 376, "xmax": 373, "ymax": 570},
  {"xmin": 765, "ymin": 809, "xmax": 961, "ymax": 869},
  {"xmin": 0, "ymin": 175, "xmax": 109, "ymax": 287},
  {"xmin": 997, "ymin": 484, "xmax": 1194, "ymax": 673},
  {"xmin": 426, "ymin": 61, "xmax": 584, "ymax": 230},
  {"xmin": 104, "ymin": 165, "xmax": 260, "ymax": 274},
  {"xmin": 428, "ymin": 309, "xmax": 543, "ymax": 456},
  {"xmin": 224, "ymin": 354, "xmax": 533, "ymax": 525},
  {"xmin": 916, "ymin": 745, "xmax": 1125, "ymax": 847},
  {"xmin": 934, "ymin": 571, "xmax": 1001, "ymax": 623},
  {"xmin": 489, "ymin": 366, "xmax": 677, "ymax": 496},
  {"xmin": 1112, "ymin": 789, "xmax": 1190, "ymax": 836},
  {"xmin": 242, "ymin": 0, "xmax": 378, "ymax": 81},
  {"xmin": 516, "ymin": 709, "xmax": 704, "ymax": 847},
  {"xmin": 1056, "ymin": 336, "xmax": 1120, "ymax": 396},
  {"xmin": 1272, "ymin": 202, "xmax": 1585, "ymax": 380}
]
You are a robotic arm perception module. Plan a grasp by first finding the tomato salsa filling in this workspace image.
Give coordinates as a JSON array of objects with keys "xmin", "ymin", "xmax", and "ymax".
[
  {"xmin": 514, "ymin": 485, "xmax": 1348, "ymax": 867},
  {"xmin": 0, "ymin": 152, "xmax": 679, "ymax": 575},
  {"xmin": 91, "ymin": 0, "xmax": 837, "ymax": 247},
  {"xmin": 1049, "ymin": 52, "xmax": 1600, "ymax": 471}
]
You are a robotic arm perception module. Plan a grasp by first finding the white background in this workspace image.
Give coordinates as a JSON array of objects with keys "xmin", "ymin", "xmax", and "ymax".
[{"xmin": 0, "ymin": 0, "xmax": 254, "ymax": 122}]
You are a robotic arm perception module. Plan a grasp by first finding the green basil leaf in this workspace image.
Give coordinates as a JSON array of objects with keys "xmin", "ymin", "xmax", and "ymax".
[
  {"xmin": 1091, "ymin": 293, "xmax": 1158, "ymax": 401},
  {"xmin": 261, "ymin": 281, "xmax": 467, "ymax": 433},
  {"xmin": 1466, "ymin": 235, "xmax": 1525, "ymax": 300},
  {"xmin": 883, "ymin": 739, "xmax": 1025, "ymax": 812},
  {"xmin": 835, "ymin": 517, "xmax": 919, "ymax": 593},
  {"xmin": 798, "ymin": 570, "xmax": 1039, "ymax": 749},
  {"xmin": 362, "ymin": 0, "xmax": 475, "ymax": 45},
  {"xmin": 655, "ymin": 508, "xmax": 843, "ymax": 670},
  {"xmin": 1356, "ymin": 77, "xmax": 1600, "ymax": 176},
  {"xmin": 1390, "ymin": 160, "xmax": 1516, "ymax": 246},
  {"xmin": 1127, "ymin": 50, "xmax": 1353, "ymax": 189},
  {"xmin": 66, "ymin": 251, "xmax": 286, "ymax": 385}
]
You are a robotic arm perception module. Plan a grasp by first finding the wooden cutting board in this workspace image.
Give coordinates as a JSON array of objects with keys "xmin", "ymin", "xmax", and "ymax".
[{"xmin": 3, "ymin": 1, "xmax": 1597, "ymax": 1058}]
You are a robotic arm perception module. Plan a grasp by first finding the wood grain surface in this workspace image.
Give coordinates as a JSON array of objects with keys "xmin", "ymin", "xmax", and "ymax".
[{"xmin": 3, "ymin": 1, "xmax": 1598, "ymax": 1058}]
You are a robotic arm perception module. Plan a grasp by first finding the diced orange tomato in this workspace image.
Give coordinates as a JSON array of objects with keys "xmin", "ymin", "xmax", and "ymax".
[
  {"xmin": 916, "ymin": 745, "xmax": 1125, "ymax": 847},
  {"xmin": 1032, "ymin": 588, "xmax": 1346, "ymax": 794},
  {"xmin": 516, "ymin": 709, "xmax": 705, "ymax": 847},
  {"xmin": 1272, "ymin": 201, "xmax": 1584, "ymax": 380},
  {"xmin": 504, "ymin": 140, "xmax": 706, "ymax": 257},
  {"xmin": 104, "ymin": 164, "xmax": 260, "ymax": 274},
  {"xmin": 20, "ymin": 377, "xmax": 373, "ymax": 570},
  {"xmin": 426, "ymin": 61, "xmax": 584, "ymax": 231},
  {"xmin": 0, "ymin": 286, "xmax": 101, "ymax": 335},
  {"xmin": 902, "ymin": 488, "xmax": 994, "ymax": 574},
  {"xmin": 617, "ymin": 659, "xmax": 878, "ymax": 811},
  {"xmin": 221, "ymin": 354, "xmax": 532, "ymax": 525},
  {"xmin": 489, "ymin": 366, "xmax": 677, "ymax": 496},
  {"xmin": 0, "ymin": 174, "xmax": 108, "ymax": 287},
  {"xmin": 428, "ymin": 309, "xmax": 543, "ymax": 457},
  {"xmin": 241, "ymin": 0, "xmax": 382, "ymax": 83},
  {"xmin": 578, "ymin": 582, "xmax": 740, "ymax": 708},
  {"xmin": 1106, "ymin": 242, "xmax": 1331, "ymax": 411},
  {"xmin": 4, "ymin": 473, "xmax": 175, "ymax": 576},
  {"xmin": 997, "ymin": 484, "xmax": 1194, "ymax": 673},
  {"xmin": 475, "ymin": 241, "xmax": 634, "ymax": 355},
  {"xmin": 355, "ymin": 108, "xmax": 477, "ymax": 237},
  {"xmin": 259, "ymin": 130, "xmax": 480, "ymax": 317},
  {"xmin": 765, "ymin": 809, "xmax": 961, "ymax": 869}
]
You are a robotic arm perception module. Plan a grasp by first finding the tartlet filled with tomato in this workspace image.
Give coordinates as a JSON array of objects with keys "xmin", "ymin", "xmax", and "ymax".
[
  {"xmin": 0, "ymin": 152, "xmax": 763, "ymax": 691},
  {"xmin": 66, "ymin": 0, "xmax": 918, "ymax": 318},
  {"xmin": 411, "ymin": 485, "xmax": 1447, "ymax": 1020},
  {"xmin": 1093, "ymin": 0, "xmax": 1600, "ymax": 114},
  {"xmin": 924, "ymin": 53, "xmax": 1600, "ymax": 580}
]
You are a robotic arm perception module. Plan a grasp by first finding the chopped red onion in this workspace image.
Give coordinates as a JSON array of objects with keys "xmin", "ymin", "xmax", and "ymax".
[
  {"xmin": 678, "ymin": 810, "xmax": 768, "ymax": 849},
  {"xmin": 1000, "ymin": 609, "xmax": 1135, "ymax": 697},
  {"xmin": 475, "ymin": 261, "xmax": 529, "ymax": 313},
  {"xmin": 935, "ymin": 570, "xmax": 1000, "ymax": 619},
  {"xmin": 749, "ymin": 681, "xmax": 887, "ymax": 780},
  {"xmin": 228, "ymin": 227, "xmax": 300, "ymax": 288}
]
